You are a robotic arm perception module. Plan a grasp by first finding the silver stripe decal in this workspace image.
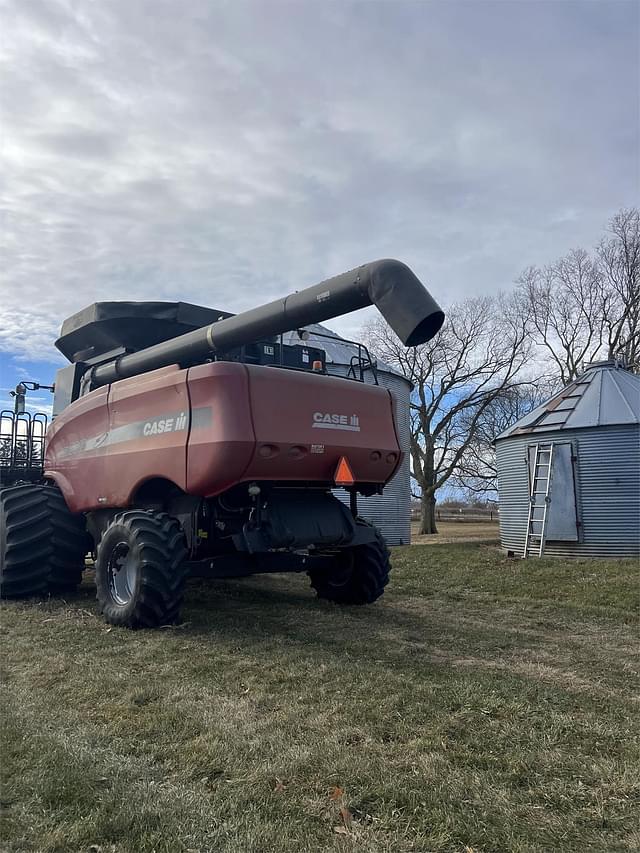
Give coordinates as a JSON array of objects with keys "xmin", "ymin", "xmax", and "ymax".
[
  {"xmin": 53, "ymin": 406, "xmax": 212, "ymax": 460},
  {"xmin": 312, "ymin": 423, "xmax": 361, "ymax": 432}
]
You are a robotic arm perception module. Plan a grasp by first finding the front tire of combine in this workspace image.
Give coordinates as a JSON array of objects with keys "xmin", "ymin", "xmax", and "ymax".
[
  {"xmin": 43, "ymin": 485, "xmax": 90, "ymax": 593},
  {"xmin": 0, "ymin": 485, "xmax": 52, "ymax": 598},
  {"xmin": 309, "ymin": 521, "xmax": 391, "ymax": 605},
  {"xmin": 95, "ymin": 510, "xmax": 188, "ymax": 629}
]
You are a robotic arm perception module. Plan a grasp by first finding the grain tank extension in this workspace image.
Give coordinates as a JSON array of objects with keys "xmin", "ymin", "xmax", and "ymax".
[{"xmin": 0, "ymin": 260, "xmax": 444, "ymax": 628}]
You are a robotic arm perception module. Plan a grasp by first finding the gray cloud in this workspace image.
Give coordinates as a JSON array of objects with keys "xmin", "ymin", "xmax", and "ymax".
[{"xmin": 1, "ymin": 0, "xmax": 638, "ymax": 361}]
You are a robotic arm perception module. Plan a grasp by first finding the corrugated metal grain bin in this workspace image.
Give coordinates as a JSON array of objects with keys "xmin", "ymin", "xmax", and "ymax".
[
  {"xmin": 495, "ymin": 361, "xmax": 640, "ymax": 558},
  {"xmin": 284, "ymin": 324, "xmax": 412, "ymax": 545}
]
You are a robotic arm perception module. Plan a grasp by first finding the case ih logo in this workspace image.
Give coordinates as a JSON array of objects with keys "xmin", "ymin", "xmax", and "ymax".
[
  {"xmin": 312, "ymin": 412, "xmax": 361, "ymax": 432},
  {"xmin": 142, "ymin": 412, "xmax": 188, "ymax": 436}
]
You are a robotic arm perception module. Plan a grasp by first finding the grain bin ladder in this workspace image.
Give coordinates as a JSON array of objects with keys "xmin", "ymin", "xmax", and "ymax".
[{"xmin": 523, "ymin": 443, "xmax": 554, "ymax": 558}]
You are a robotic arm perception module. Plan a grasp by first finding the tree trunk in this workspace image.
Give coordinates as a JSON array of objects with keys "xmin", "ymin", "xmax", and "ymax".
[{"xmin": 419, "ymin": 491, "xmax": 438, "ymax": 535}]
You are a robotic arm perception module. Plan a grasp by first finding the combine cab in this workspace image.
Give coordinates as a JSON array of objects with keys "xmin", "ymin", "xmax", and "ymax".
[{"xmin": 0, "ymin": 260, "xmax": 444, "ymax": 627}]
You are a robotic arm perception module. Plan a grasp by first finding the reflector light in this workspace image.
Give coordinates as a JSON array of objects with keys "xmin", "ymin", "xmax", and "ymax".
[{"xmin": 334, "ymin": 456, "xmax": 355, "ymax": 486}]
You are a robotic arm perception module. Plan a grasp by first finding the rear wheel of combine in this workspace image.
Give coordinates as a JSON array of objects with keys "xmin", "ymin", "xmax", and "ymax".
[
  {"xmin": 43, "ymin": 485, "xmax": 90, "ymax": 593},
  {"xmin": 0, "ymin": 483, "xmax": 89, "ymax": 598},
  {"xmin": 95, "ymin": 510, "xmax": 188, "ymax": 629},
  {"xmin": 0, "ymin": 485, "xmax": 52, "ymax": 597},
  {"xmin": 309, "ymin": 521, "xmax": 391, "ymax": 605}
]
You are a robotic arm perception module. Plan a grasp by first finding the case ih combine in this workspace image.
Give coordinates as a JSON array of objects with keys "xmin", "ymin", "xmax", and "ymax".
[{"xmin": 0, "ymin": 260, "xmax": 443, "ymax": 628}]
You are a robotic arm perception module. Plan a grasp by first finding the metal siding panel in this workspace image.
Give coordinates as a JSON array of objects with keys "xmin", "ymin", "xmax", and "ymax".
[
  {"xmin": 497, "ymin": 424, "xmax": 640, "ymax": 557},
  {"xmin": 496, "ymin": 440, "xmax": 531, "ymax": 551},
  {"xmin": 546, "ymin": 443, "xmax": 579, "ymax": 541}
]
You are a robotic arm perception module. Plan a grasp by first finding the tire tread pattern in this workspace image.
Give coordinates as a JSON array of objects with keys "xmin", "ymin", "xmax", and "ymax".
[
  {"xmin": 43, "ymin": 487, "xmax": 90, "ymax": 591},
  {"xmin": 1, "ymin": 484, "xmax": 88, "ymax": 598},
  {"xmin": 95, "ymin": 510, "xmax": 188, "ymax": 629},
  {"xmin": 1, "ymin": 485, "xmax": 53, "ymax": 597}
]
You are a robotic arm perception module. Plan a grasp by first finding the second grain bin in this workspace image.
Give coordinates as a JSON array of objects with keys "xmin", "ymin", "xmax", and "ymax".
[{"xmin": 495, "ymin": 360, "xmax": 640, "ymax": 558}]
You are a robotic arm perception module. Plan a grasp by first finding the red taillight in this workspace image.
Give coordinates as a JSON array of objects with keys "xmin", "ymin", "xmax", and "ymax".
[{"xmin": 334, "ymin": 456, "xmax": 355, "ymax": 486}]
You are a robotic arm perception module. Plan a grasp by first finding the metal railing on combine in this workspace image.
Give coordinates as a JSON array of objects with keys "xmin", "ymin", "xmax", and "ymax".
[
  {"xmin": 0, "ymin": 410, "xmax": 48, "ymax": 484},
  {"xmin": 291, "ymin": 329, "xmax": 379, "ymax": 384}
]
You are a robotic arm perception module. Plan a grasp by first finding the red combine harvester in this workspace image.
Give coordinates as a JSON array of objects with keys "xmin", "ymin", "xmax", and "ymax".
[{"xmin": 0, "ymin": 260, "xmax": 443, "ymax": 628}]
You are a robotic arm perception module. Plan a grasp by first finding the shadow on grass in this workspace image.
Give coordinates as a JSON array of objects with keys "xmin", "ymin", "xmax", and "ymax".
[
  {"xmin": 173, "ymin": 573, "xmax": 543, "ymax": 677},
  {"xmin": 40, "ymin": 549, "xmax": 636, "ymax": 695}
]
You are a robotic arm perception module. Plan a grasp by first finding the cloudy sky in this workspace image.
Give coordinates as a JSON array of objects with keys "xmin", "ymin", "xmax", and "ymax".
[{"xmin": 1, "ymin": 0, "xmax": 638, "ymax": 411}]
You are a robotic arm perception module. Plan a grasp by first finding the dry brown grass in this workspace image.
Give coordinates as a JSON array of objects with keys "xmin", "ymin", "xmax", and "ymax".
[{"xmin": 411, "ymin": 520, "xmax": 500, "ymax": 544}]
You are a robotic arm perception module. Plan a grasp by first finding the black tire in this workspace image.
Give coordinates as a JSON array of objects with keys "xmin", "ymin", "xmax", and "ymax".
[
  {"xmin": 95, "ymin": 510, "xmax": 188, "ymax": 628},
  {"xmin": 43, "ymin": 485, "xmax": 90, "ymax": 592},
  {"xmin": 0, "ymin": 483, "xmax": 89, "ymax": 598},
  {"xmin": 309, "ymin": 520, "xmax": 391, "ymax": 605},
  {"xmin": 0, "ymin": 485, "xmax": 52, "ymax": 597}
]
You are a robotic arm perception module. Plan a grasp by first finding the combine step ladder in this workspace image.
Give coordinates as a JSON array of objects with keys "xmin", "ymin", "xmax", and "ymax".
[{"xmin": 523, "ymin": 443, "xmax": 554, "ymax": 558}]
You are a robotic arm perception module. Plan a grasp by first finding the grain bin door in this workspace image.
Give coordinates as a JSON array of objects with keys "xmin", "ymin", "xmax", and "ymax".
[{"xmin": 547, "ymin": 442, "xmax": 579, "ymax": 541}]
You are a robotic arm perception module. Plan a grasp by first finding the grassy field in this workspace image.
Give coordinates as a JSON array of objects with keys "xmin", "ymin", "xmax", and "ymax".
[
  {"xmin": 410, "ymin": 521, "xmax": 500, "ymax": 545},
  {"xmin": 1, "ymin": 543, "xmax": 638, "ymax": 853}
]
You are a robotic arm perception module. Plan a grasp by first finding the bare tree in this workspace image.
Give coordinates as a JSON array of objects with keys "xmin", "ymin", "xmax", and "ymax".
[
  {"xmin": 365, "ymin": 293, "xmax": 531, "ymax": 534},
  {"xmin": 450, "ymin": 381, "xmax": 554, "ymax": 498},
  {"xmin": 597, "ymin": 208, "xmax": 640, "ymax": 370},
  {"xmin": 518, "ymin": 208, "xmax": 640, "ymax": 384},
  {"xmin": 517, "ymin": 248, "xmax": 605, "ymax": 385}
]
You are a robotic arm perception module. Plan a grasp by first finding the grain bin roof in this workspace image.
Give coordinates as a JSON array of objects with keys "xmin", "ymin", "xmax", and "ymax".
[{"xmin": 496, "ymin": 360, "xmax": 640, "ymax": 440}]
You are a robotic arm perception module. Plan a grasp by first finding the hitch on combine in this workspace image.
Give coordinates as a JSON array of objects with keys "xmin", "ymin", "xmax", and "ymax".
[{"xmin": 0, "ymin": 260, "xmax": 444, "ymax": 627}]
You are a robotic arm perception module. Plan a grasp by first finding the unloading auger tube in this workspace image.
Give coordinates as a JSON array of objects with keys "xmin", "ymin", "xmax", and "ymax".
[{"xmin": 90, "ymin": 259, "xmax": 445, "ymax": 387}]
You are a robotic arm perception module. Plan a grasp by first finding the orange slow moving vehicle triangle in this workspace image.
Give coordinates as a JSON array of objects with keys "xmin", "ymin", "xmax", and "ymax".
[{"xmin": 334, "ymin": 456, "xmax": 355, "ymax": 486}]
